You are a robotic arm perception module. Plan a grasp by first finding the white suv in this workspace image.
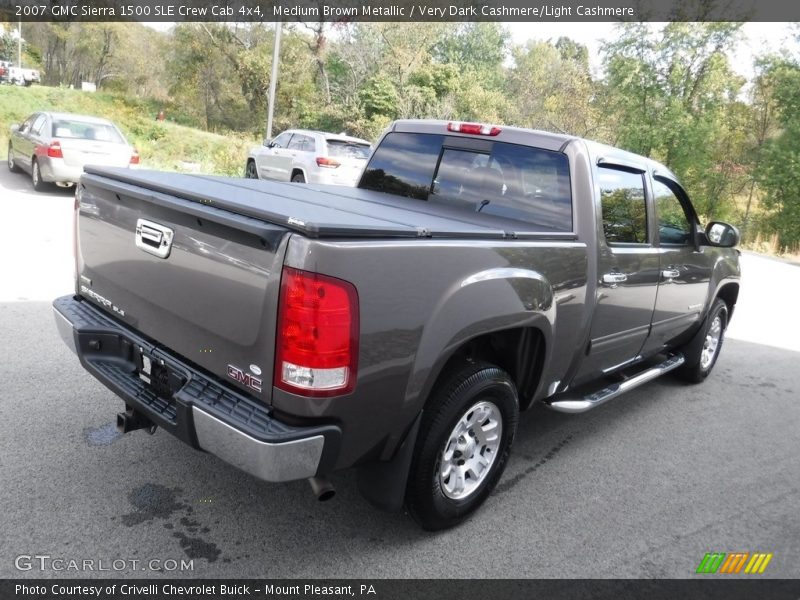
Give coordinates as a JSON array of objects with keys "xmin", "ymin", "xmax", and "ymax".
[{"xmin": 245, "ymin": 129, "xmax": 372, "ymax": 187}]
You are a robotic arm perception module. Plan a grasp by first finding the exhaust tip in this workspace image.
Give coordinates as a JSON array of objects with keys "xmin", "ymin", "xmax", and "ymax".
[{"xmin": 308, "ymin": 476, "xmax": 336, "ymax": 502}]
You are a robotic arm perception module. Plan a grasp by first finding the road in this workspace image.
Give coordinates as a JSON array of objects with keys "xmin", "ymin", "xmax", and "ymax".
[{"xmin": 1, "ymin": 165, "xmax": 798, "ymax": 579}]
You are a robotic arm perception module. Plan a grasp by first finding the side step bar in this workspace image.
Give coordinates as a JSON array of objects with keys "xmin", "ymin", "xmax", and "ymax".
[{"xmin": 547, "ymin": 353, "xmax": 685, "ymax": 414}]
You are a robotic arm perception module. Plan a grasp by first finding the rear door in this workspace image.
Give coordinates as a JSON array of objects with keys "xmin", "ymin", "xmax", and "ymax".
[
  {"xmin": 286, "ymin": 133, "xmax": 314, "ymax": 180},
  {"xmin": 574, "ymin": 163, "xmax": 660, "ymax": 382},
  {"xmin": 13, "ymin": 113, "xmax": 40, "ymax": 171},
  {"xmin": 642, "ymin": 176, "xmax": 712, "ymax": 351},
  {"xmin": 256, "ymin": 131, "xmax": 293, "ymax": 180}
]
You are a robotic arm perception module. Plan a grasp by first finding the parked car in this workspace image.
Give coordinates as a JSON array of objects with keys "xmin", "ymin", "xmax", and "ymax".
[
  {"xmin": 55, "ymin": 119, "xmax": 740, "ymax": 530},
  {"xmin": 245, "ymin": 129, "xmax": 371, "ymax": 186},
  {"xmin": 7, "ymin": 111, "xmax": 139, "ymax": 191},
  {"xmin": 3, "ymin": 64, "xmax": 40, "ymax": 86},
  {"xmin": 0, "ymin": 60, "xmax": 11, "ymax": 84}
]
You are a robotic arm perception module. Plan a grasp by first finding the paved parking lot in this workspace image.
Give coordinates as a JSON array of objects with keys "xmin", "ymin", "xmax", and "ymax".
[{"xmin": 1, "ymin": 165, "xmax": 798, "ymax": 578}]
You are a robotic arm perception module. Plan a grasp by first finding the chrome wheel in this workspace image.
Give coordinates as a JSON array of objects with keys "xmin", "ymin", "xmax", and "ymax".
[
  {"xmin": 439, "ymin": 400, "xmax": 502, "ymax": 500},
  {"xmin": 700, "ymin": 315, "xmax": 722, "ymax": 370}
]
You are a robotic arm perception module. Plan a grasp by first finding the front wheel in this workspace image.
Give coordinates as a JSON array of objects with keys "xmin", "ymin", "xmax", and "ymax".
[
  {"xmin": 405, "ymin": 361, "xmax": 519, "ymax": 531},
  {"xmin": 676, "ymin": 298, "xmax": 728, "ymax": 383},
  {"xmin": 244, "ymin": 160, "xmax": 258, "ymax": 179},
  {"xmin": 7, "ymin": 144, "xmax": 20, "ymax": 173}
]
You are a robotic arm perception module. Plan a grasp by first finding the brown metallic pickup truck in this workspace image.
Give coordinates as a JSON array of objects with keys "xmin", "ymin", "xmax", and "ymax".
[{"xmin": 54, "ymin": 119, "xmax": 741, "ymax": 529}]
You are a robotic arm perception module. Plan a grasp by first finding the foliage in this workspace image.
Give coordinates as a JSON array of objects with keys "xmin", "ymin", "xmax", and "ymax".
[
  {"xmin": 0, "ymin": 85, "xmax": 256, "ymax": 175},
  {"xmin": 5, "ymin": 21, "xmax": 800, "ymax": 253}
]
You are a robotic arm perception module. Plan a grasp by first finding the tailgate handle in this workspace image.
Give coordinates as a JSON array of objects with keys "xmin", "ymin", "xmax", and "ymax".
[{"xmin": 135, "ymin": 218, "xmax": 174, "ymax": 259}]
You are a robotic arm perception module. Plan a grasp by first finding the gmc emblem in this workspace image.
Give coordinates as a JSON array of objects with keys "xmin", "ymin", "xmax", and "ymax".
[{"xmin": 227, "ymin": 364, "xmax": 262, "ymax": 393}]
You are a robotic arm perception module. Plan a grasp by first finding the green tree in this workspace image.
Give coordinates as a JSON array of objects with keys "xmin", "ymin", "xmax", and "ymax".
[{"xmin": 755, "ymin": 60, "xmax": 800, "ymax": 250}]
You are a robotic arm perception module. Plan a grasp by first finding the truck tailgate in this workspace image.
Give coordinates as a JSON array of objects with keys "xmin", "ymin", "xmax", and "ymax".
[{"xmin": 76, "ymin": 172, "xmax": 291, "ymax": 401}]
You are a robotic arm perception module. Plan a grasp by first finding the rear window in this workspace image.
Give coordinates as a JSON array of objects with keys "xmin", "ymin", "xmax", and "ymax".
[
  {"xmin": 326, "ymin": 140, "xmax": 371, "ymax": 160},
  {"xmin": 51, "ymin": 120, "xmax": 125, "ymax": 144},
  {"xmin": 359, "ymin": 132, "xmax": 572, "ymax": 232}
]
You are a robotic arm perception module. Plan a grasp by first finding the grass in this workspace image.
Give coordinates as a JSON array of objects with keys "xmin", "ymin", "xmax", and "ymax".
[{"xmin": 0, "ymin": 85, "xmax": 257, "ymax": 176}]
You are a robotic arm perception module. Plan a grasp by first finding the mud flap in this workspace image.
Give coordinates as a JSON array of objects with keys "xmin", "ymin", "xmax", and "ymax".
[{"xmin": 356, "ymin": 412, "xmax": 422, "ymax": 512}]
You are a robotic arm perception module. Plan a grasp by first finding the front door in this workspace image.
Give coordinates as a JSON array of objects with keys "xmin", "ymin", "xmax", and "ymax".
[
  {"xmin": 643, "ymin": 176, "xmax": 712, "ymax": 352},
  {"xmin": 574, "ymin": 163, "xmax": 660, "ymax": 384}
]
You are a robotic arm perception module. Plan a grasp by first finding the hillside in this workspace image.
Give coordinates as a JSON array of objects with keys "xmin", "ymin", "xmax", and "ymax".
[{"xmin": 0, "ymin": 85, "xmax": 257, "ymax": 176}]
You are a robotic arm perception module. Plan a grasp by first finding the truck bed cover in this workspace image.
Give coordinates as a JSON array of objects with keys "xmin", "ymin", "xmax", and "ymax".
[{"xmin": 82, "ymin": 167, "xmax": 573, "ymax": 240}]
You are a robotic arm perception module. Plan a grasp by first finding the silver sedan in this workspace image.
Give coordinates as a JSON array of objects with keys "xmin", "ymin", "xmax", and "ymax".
[{"xmin": 7, "ymin": 111, "xmax": 139, "ymax": 191}]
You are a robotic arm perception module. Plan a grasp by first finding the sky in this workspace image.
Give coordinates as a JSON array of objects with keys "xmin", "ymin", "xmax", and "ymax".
[{"xmin": 506, "ymin": 22, "xmax": 798, "ymax": 78}]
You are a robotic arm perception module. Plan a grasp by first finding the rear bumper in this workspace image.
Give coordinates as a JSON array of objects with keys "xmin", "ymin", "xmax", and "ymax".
[{"xmin": 53, "ymin": 295, "xmax": 340, "ymax": 482}]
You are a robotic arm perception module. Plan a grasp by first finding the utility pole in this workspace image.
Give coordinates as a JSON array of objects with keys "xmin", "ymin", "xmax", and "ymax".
[
  {"xmin": 265, "ymin": 21, "xmax": 282, "ymax": 141},
  {"xmin": 18, "ymin": 19, "xmax": 22, "ymax": 68}
]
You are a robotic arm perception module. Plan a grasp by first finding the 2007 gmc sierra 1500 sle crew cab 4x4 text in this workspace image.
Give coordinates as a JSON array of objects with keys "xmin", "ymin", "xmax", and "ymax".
[{"xmin": 54, "ymin": 119, "xmax": 741, "ymax": 530}]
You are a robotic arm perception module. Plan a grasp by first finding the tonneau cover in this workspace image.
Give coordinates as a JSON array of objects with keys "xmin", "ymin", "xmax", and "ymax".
[{"xmin": 82, "ymin": 167, "xmax": 569, "ymax": 240}]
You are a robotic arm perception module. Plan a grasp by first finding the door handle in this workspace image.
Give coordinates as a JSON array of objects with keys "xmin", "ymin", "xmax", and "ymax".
[
  {"xmin": 661, "ymin": 268, "xmax": 680, "ymax": 279},
  {"xmin": 602, "ymin": 272, "xmax": 628, "ymax": 285}
]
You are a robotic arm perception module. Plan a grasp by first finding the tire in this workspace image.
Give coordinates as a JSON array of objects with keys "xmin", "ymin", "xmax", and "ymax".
[
  {"xmin": 291, "ymin": 172, "xmax": 305, "ymax": 183},
  {"xmin": 244, "ymin": 160, "xmax": 258, "ymax": 179},
  {"xmin": 675, "ymin": 298, "xmax": 728, "ymax": 383},
  {"xmin": 7, "ymin": 144, "xmax": 20, "ymax": 173},
  {"xmin": 405, "ymin": 361, "xmax": 519, "ymax": 531},
  {"xmin": 31, "ymin": 158, "xmax": 47, "ymax": 192}
]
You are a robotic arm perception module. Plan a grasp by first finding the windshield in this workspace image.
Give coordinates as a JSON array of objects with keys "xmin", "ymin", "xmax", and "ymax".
[
  {"xmin": 326, "ymin": 140, "xmax": 371, "ymax": 160},
  {"xmin": 51, "ymin": 120, "xmax": 125, "ymax": 144}
]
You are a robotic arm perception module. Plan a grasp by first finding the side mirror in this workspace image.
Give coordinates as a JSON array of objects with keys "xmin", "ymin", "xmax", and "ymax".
[
  {"xmin": 9, "ymin": 124, "xmax": 19, "ymax": 133},
  {"xmin": 705, "ymin": 221, "xmax": 740, "ymax": 248},
  {"xmin": 264, "ymin": 139, "xmax": 274, "ymax": 148}
]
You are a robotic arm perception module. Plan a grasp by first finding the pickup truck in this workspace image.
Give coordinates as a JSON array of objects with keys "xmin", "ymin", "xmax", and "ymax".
[
  {"xmin": 54, "ymin": 119, "xmax": 741, "ymax": 530},
  {"xmin": 4, "ymin": 64, "xmax": 40, "ymax": 86}
]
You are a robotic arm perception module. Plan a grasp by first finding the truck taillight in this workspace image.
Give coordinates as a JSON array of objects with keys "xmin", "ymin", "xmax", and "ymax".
[
  {"xmin": 447, "ymin": 122, "xmax": 502, "ymax": 136},
  {"xmin": 315, "ymin": 157, "xmax": 340, "ymax": 168},
  {"xmin": 130, "ymin": 148, "xmax": 140, "ymax": 165},
  {"xmin": 47, "ymin": 141, "xmax": 63, "ymax": 158},
  {"xmin": 275, "ymin": 267, "xmax": 359, "ymax": 397}
]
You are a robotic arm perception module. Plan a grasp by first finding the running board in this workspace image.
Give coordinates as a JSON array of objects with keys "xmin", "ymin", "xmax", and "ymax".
[{"xmin": 546, "ymin": 354, "xmax": 685, "ymax": 414}]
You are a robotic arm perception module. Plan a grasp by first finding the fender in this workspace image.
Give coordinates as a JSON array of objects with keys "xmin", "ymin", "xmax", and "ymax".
[
  {"xmin": 706, "ymin": 251, "xmax": 741, "ymax": 319},
  {"xmin": 407, "ymin": 267, "xmax": 556, "ymax": 414}
]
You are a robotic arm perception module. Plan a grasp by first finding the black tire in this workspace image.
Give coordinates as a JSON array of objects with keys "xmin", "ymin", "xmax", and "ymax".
[
  {"xmin": 675, "ymin": 298, "xmax": 728, "ymax": 383},
  {"xmin": 244, "ymin": 160, "xmax": 258, "ymax": 179},
  {"xmin": 31, "ymin": 158, "xmax": 48, "ymax": 192},
  {"xmin": 291, "ymin": 172, "xmax": 305, "ymax": 183},
  {"xmin": 405, "ymin": 361, "xmax": 519, "ymax": 531},
  {"xmin": 7, "ymin": 144, "xmax": 20, "ymax": 173}
]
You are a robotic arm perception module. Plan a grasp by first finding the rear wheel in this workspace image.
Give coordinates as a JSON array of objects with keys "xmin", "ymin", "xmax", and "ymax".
[
  {"xmin": 676, "ymin": 298, "xmax": 728, "ymax": 383},
  {"xmin": 31, "ymin": 158, "xmax": 47, "ymax": 192},
  {"xmin": 291, "ymin": 172, "xmax": 305, "ymax": 183},
  {"xmin": 405, "ymin": 361, "xmax": 519, "ymax": 531},
  {"xmin": 244, "ymin": 160, "xmax": 258, "ymax": 179},
  {"xmin": 7, "ymin": 144, "xmax": 20, "ymax": 173}
]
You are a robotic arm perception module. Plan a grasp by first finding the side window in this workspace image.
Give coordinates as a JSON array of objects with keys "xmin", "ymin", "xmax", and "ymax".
[
  {"xmin": 289, "ymin": 134, "xmax": 315, "ymax": 152},
  {"xmin": 271, "ymin": 132, "xmax": 292, "ymax": 148},
  {"xmin": 653, "ymin": 179, "xmax": 693, "ymax": 245},
  {"xmin": 31, "ymin": 115, "xmax": 47, "ymax": 136},
  {"xmin": 598, "ymin": 167, "xmax": 648, "ymax": 244},
  {"xmin": 19, "ymin": 115, "xmax": 36, "ymax": 133}
]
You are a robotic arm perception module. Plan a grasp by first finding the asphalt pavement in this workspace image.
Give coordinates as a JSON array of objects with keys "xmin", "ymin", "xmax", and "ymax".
[{"xmin": 1, "ymin": 165, "xmax": 798, "ymax": 579}]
